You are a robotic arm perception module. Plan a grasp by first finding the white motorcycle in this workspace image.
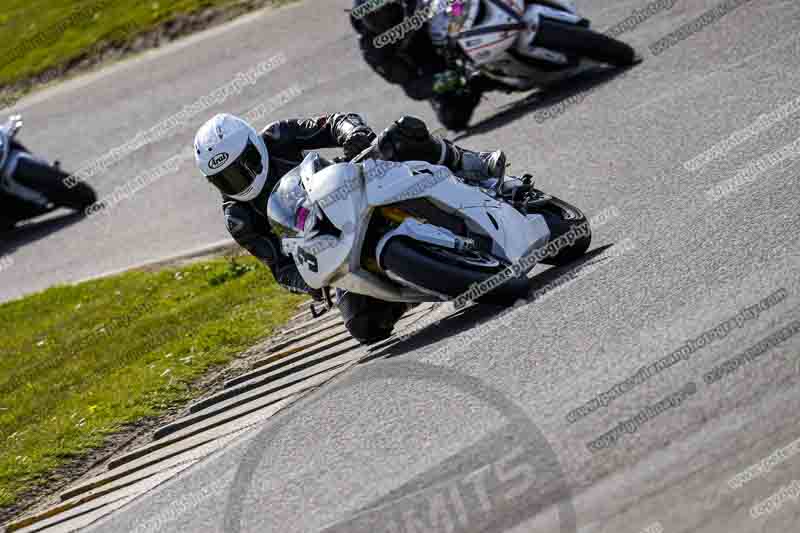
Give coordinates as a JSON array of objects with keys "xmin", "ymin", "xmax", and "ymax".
[
  {"xmin": 267, "ymin": 145, "xmax": 591, "ymax": 339},
  {"xmin": 427, "ymin": 0, "xmax": 639, "ymax": 129},
  {"xmin": 0, "ymin": 115, "xmax": 96, "ymax": 230}
]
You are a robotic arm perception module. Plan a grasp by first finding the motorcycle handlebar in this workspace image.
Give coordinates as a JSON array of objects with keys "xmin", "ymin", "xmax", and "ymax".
[
  {"xmin": 350, "ymin": 142, "xmax": 381, "ymax": 165},
  {"xmin": 329, "ymin": 142, "xmax": 379, "ymax": 166}
]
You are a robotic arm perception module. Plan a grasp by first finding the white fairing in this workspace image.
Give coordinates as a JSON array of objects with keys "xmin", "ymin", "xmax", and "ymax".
[
  {"xmin": 436, "ymin": 0, "xmax": 584, "ymax": 90},
  {"xmin": 363, "ymin": 160, "xmax": 550, "ymax": 263},
  {"xmin": 454, "ymin": 1, "xmax": 522, "ymax": 67},
  {"xmin": 275, "ymin": 153, "xmax": 551, "ymax": 303},
  {"xmin": 0, "ymin": 116, "xmax": 49, "ymax": 205},
  {"xmin": 282, "ymin": 156, "xmax": 365, "ymax": 290},
  {"xmin": 0, "ymin": 115, "xmax": 22, "ymax": 176}
]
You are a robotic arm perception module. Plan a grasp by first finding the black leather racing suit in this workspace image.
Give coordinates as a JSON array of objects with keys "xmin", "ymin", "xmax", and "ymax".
[
  {"xmin": 221, "ymin": 114, "xmax": 367, "ymax": 296},
  {"xmin": 222, "ymin": 113, "xmax": 486, "ymax": 343},
  {"xmin": 350, "ymin": 1, "xmax": 447, "ymax": 102},
  {"xmin": 350, "ymin": 2, "xmax": 496, "ymax": 129}
]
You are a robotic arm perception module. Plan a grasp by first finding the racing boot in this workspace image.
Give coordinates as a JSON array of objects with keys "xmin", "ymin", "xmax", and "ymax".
[
  {"xmin": 456, "ymin": 148, "xmax": 507, "ymax": 183},
  {"xmin": 458, "ymin": 149, "xmax": 534, "ymax": 202},
  {"xmin": 275, "ymin": 263, "xmax": 324, "ymax": 302},
  {"xmin": 377, "ymin": 115, "xmax": 508, "ymax": 187}
]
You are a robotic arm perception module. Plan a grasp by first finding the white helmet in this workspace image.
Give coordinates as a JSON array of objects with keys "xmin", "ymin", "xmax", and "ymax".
[{"xmin": 194, "ymin": 113, "xmax": 269, "ymax": 202}]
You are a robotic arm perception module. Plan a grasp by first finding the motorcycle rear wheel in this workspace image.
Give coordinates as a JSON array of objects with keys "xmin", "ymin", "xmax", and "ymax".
[
  {"xmin": 534, "ymin": 18, "xmax": 639, "ymax": 67},
  {"xmin": 14, "ymin": 158, "xmax": 97, "ymax": 211},
  {"xmin": 430, "ymin": 91, "xmax": 482, "ymax": 131}
]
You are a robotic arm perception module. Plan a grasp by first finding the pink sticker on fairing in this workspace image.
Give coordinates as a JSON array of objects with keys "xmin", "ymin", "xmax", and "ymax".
[{"xmin": 295, "ymin": 206, "xmax": 309, "ymax": 231}]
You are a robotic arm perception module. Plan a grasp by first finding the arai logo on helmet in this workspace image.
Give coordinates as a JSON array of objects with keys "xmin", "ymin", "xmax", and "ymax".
[{"xmin": 209, "ymin": 152, "xmax": 230, "ymax": 170}]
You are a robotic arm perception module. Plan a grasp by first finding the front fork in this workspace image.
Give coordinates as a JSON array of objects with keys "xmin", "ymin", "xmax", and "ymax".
[{"xmin": 310, "ymin": 286, "xmax": 336, "ymax": 318}]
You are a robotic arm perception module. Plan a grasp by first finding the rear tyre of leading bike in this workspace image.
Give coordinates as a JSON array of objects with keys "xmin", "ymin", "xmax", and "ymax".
[
  {"xmin": 430, "ymin": 90, "xmax": 482, "ymax": 131},
  {"xmin": 534, "ymin": 18, "xmax": 640, "ymax": 67}
]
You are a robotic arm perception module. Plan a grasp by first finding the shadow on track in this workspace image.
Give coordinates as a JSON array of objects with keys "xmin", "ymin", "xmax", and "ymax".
[
  {"xmin": 0, "ymin": 211, "xmax": 85, "ymax": 257},
  {"xmin": 450, "ymin": 64, "xmax": 635, "ymax": 143},
  {"xmin": 363, "ymin": 244, "xmax": 615, "ymax": 362}
]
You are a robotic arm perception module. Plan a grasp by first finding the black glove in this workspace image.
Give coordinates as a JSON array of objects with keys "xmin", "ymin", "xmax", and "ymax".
[
  {"xmin": 376, "ymin": 116, "xmax": 441, "ymax": 163},
  {"xmin": 342, "ymin": 127, "xmax": 377, "ymax": 160},
  {"xmin": 275, "ymin": 263, "xmax": 323, "ymax": 301}
]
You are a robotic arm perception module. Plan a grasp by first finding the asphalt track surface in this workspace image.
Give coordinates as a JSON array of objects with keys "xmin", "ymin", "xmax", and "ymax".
[{"xmin": 5, "ymin": 0, "xmax": 800, "ymax": 531}]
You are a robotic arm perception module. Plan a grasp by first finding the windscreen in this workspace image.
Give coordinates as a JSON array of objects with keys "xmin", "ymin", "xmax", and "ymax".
[{"xmin": 267, "ymin": 169, "xmax": 310, "ymax": 239}]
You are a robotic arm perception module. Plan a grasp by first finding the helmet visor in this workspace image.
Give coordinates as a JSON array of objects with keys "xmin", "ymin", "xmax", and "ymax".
[{"xmin": 207, "ymin": 139, "xmax": 264, "ymax": 196}]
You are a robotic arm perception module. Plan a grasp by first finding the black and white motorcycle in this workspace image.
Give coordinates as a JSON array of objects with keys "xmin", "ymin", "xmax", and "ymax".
[
  {"xmin": 428, "ymin": 0, "xmax": 640, "ymax": 129},
  {"xmin": 0, "ymin": 115, "xmax": 96, "ymax": 230},
  {"xmin": 267, "ymin": 144, "xmax": 590, "ymax": 340}
]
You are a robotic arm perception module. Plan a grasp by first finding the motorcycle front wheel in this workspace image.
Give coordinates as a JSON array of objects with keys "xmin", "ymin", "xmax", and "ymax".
[
  {"xmin": 380, "ymin": 239, "xmax": 529, "ymax": 302},
  {"xmin": 520, "ymin": 191, "xmax": 592, "ymax": 266}
]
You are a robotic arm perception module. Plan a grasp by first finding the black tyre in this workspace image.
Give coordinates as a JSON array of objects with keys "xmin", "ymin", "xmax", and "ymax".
[
  {"xmin": 0, "ymin": 189, "xmax": 50, "ymax": 227},
  {"xmin": 57, "ymin": 181, "xmax": 97, "ymax": 211},
  {"xmin": 523, "ymin": 192, "xmax": 591, "ymax": 266},
  {"xmin": 0, "ymin": 219, "xmax": 16, "ymax": 231},
  {"xmin": 380, "ymin": 239, "xmax": 528, "ymax": 302},
  {"xmin": 337, "ymin": 290, "xmax": 408, "ymax": 344},
  {"xmin": 430, "ymin": 90, "xmax": 482, "ymax": 131},
  {"xmin": 534, "ymin": 18, "xmax": 639, "ymax": 67},
  {"xmin": 13, "ymin": 158, "xmax": 97, "ymax": 211}
]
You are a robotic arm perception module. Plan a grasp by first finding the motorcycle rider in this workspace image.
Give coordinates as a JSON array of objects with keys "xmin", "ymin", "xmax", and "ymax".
[
  {"xmin": 350, "ymin": 0, "xmax": 492, "ymax": 130},
  {"xmin": 194, "ymin": 112, "xmax": 506, "ymax": 342}
]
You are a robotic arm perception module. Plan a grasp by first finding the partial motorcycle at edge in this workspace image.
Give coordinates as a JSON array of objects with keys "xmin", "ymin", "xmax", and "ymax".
[{"xmin": 0, "ymin": 115, "xmax": 97, "ymax": 230}]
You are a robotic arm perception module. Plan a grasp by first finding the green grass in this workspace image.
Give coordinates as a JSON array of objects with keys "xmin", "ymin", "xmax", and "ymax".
[
  {"xmin": 0, "ymin": 0, "xmax": 290, "ymax": 88},
  {"xmin": 0, "ymin": 256, "xmax": 304, "ymax": 508}
]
